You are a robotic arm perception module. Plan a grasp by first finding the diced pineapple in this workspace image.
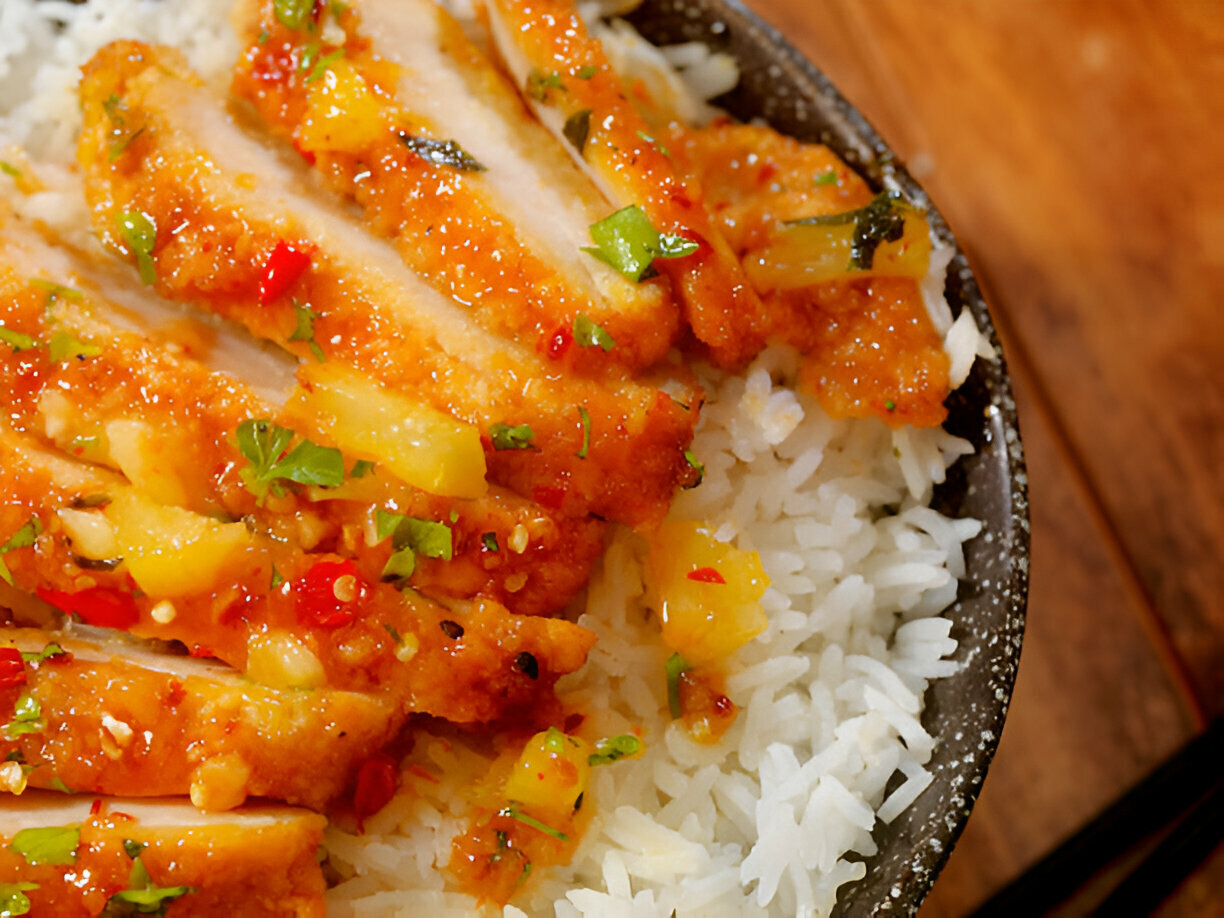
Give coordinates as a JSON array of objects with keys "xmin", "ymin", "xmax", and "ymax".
[
  {"xmin": 245, "ymin": 630, "xmax": 326, "ymax": 689},
  {"xmin": 745, "ymin": 211, "xmax": 932, "ymax": 292},
  {"xmin": 57, "ymin": 507, "xmax": 119, "ymax": 561},
  {"xmin": 503, "ymin": 727, "xmax": 591, "ymax": 822},
  {"xmin": 105, "ymin": 418, "xmax": 190, "ymax": 508},
  {"xmin": 103, "ymin": 489, "xmax": 252, "ymax": 597},
  {"xmin": 645, "ymin": 521, "xmax": 770, "ymax": 665},
  {"xmin": 297, "ymin": 58, "xmax": 388, "ymax": 154},
  {"xmin": 284, "ymin": 364, "xmax": 487, "ymax": 499}
]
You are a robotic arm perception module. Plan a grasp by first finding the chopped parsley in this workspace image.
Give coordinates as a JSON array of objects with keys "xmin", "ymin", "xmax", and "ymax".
[
  {"xmin": 29, "ymin": 278, "xmax": 84, "ymax": 304},
  {"xmin": 0, "ymin": 881, "xmax": 37, "ymax": 916},
  {"xmin": 9, "ymin": 825, "xmax": 79, "ymax": 866},
  {"xmin": 376, "ymin": 511, "xmax": 453, "ymax": 582},
  {"xmin": 0, "ymin": 325, "xmax": 36, "ymax": 352},
  {"xmin": 350, "ymin": 459, "xmax": 375, "ymax": 478},
  {"xmin": 235, "ymin": 419, "xmax": 345, "ymax": 502},
  {"xmin": 306, "ymin": 48, "xmax": 345, "ymax": 83},
  {"xmin": 397, "ymin": 133, "xmax": 486, "ymax": 172},
  {"xmin": 575, "ymin": 406, "xmax": 591, "ymax": 459},
  {"xmin": 583, "ymin": 205, "xmax": 699, "ymax": 282},
  {"xmin": 47, "ymin": 331, "xmax": 102, "ymax": 363},
  {"xmin": 489, "ymin": 423, "xmax": 535, "ymax": 451},
  {"xmin": 575, "ymin": 65, "xmax": 598, "ymax": 80},
  {"xmin": 116, "ymin": 211, "xmax": 158, "ymax": 285},
  {"xmin": 572, "ymin": 314, "xmax": 615, "ymax": 352},
  {"xmin": 288, "ymin": 299, "xmax": 325, "ymax": 362},
  {"xmin": 635, "ymin": 130, "xmax": 669, "ymax": 157},
  {"xmin": 588, "ymin": 733, "xmax": 642, "ymax": 766},
  {"xmin": 481, "ymin": 531, "xmax": 499, "ymax": 553},
  {"xmin": 525, "ymin": 69, "xmax": 565, "ymax": 102},
  {"xmin": 270, "ymin": 565, "xmax": 284, "ymax": 590},
  {"xmin": 0, "ymin": 517, "xmax": 41, "ymax": 587},
  {"xmin": 274, "ymin": 0, "xmax": 314, "ymax": 30},
  {"xmin": 500, "ymin": 805, "xmax": 568, "ymax": 841},
  {"xmin": 105, "ymin": 853, "xmax": 193, "ymax": 916},
  {"xmin": 20, "ymin": 643, "xmax": 65, "ymax": 665},
  {"xmin": 786, "ymin": 191, "xmax": 916, "ymax": 271},
  {"xmin": 665, "ymin": 652, "xmax": 690, "ymax": 719},
  {"xmin": 563, "ymin": 109, "xmax": 592, "ymax": 153},
  {"xmin": 682, "ymin": 449, "xmax": 704, "ymax": 489},
  {"xmin": 814, "ymin": 169, "xmax": 839, "ymax": 186}
]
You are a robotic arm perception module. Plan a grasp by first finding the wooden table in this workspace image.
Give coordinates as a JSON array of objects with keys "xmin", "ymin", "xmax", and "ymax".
[{"xmin": 740, "ymin": 0, "xmax": 1224, "ymax": 912}]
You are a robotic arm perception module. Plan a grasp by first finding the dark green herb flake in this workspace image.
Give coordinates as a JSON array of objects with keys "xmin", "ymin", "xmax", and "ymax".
[
  {"xmin": 489, "ymin": 423, "xmax": 535, "ymax": 451},
  {"xmin": 575, "ymin": 65, "xmax": 598, "ymax": 80},
  {"xmin": 682, "ymin": 449, "xmax": 704, "ymax": 489},
  {"xmin": 481, "ymin": 531, "xmax": 499, "ymax": 553},
  {"xmin": 0, "ymin": 517, "xmax": 41, "ymax": 586},
  {"xmin": 588, "ymin": 733, "xmax": 642, "ymax": 766},
  {"xmin": 350, "ymin": 459, "xmax": 375, "ymax": 478},
  {"xmin": 0, "ymin": 325, "xmax": 36, "ymax": 352},
  {"xmin": 583, "ymin": 205, "xmax": 698, "ymax": 282},
  {"xmin": 235, "ymin": 419, "xmax": 344, "ymax": 502},
  {"xmin": 575, "ymin": 406, "xmax": 591, "ymax": 459},
  {"xmin": 525, "ymin": 69, "xmax": 565, "ymax": 102},
  {"xmin": 48, "ymin": 331, "xmax": 102, "ymax": 363},
  {"xmin": 288, "ymin": 299, "xmax": 325, "ymax": 362},
  {"xmin": 105, "ymin": 855, "xmax": 193, "ymax": 916},
  {"xmin": 786, "ymin": 191, "xmax": 915, "ymax": 271},
  {"xmin": 116, "ymin": 211, "xmax": 158, "ymax": 285},
  {"xmin": 814, "ymin": 169, "xmax": 838, "ymax": 186},
  {"xmin": 563, "ymin": 109, "xmax": 592, "ymax": 153},
  {"xmin": 9, "ymin": 825, "xmax": 79, "ymax": 866},
  {"xmin": 572, "ymin": 314, "xmax": 615, "ymax": 352},
  {"xmin": 306, "ymin": 48, "xmax": 345, "ymax": 83},
  {"xmin": 665, "ymin": 652, "xmax": 690, "ymax": 719},
  {"xmin": 20, "ymin": 642, "xmax": 65, "ymax": 665},
  {"xmin": 397, "ymin": 133, "xmax": 486, "ymax": 172},
  {"xmin": 500, "ymin": 805, "xmax": 569, "ymax": 841}
]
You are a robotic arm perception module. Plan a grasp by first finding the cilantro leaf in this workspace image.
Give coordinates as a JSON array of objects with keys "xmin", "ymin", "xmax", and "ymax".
[
  {"xmin": 665, "ymin": 652, "xmax": 690, "ymax": 719},
  {"xmin": 572, "ymin": 314, "xmax": 615, "ymax": 352},
  {"xmin": 104, "ymin": 856, "xmax": 193, "ymax": 916},
  {"xmin": 116, "ymin": 211, "xmax": 157, "ymax": 286},
  {"xmin": 5, "ymin": 693, "xmax": 43, "ymax": 738},
  {"xmin": 47, "ymin": 331, "xmax": 102, "ymax": 363},
  {"xmin": 29, "ymin": 278, "xmax": 84, "ymax": 304},
  {"xmin": 20, "ymin": 643, "xmax": 65, "ymax": 664},
  {"xmin": 306, "ymin": 48, "xmax": 345, "ymax": 83},
  {"xmin": 499, "ymin": 805, "xmax": 569, "ymax": 841},
  {"xmin": 0, "ymin": 518, "xmax": 41, "ymax": 586},
  {"xmin": 583, "ymin": 206, "xmax": 698, "ymax": 282},
  {"xmin": 481, "ymin": 531, "xmax": 499, "ymax": 552},
  {"xmin": 9, "ymin": 825, "xmax": 79, "ymax": 866},
  {"xmin": 350, "ymin": 459, "xmax": 375, "ymax": 478},
  {"xmin": 489, "ymin": 423, "xmax": 535, "ymax": 451},
  {"xmin": 397, "ymin": 133, "xmax": 486, "ymax": 172},
  {"xmin": 786, "ymin": 191, "xmax": 915, "ymax": 270},
  {"xmin": 288, "ymin": 299, "xmax": 325, "ymax": 362},
  {"xmin": 575, "ymin": 406, "xmax": 591, "ymax": 459},
  {"xmin": 563, "ymin": 109, "xmax": 591, "ymax": 153},
  {"xmin": 0, "ymin": 325, "xmax": 36, "ymax": 352},
  {"xmin": 682, "ymin": 449, "xmax": 704, "ymax": 489},
  {"xmin": 235, "ymin": 419, "xmax": 344, "ymax": 502},
  {"xmin": 576, "ymin": 65, "xmax": 598, "ymax": 80},
  {"xmin": 525, "ymin": 69, "xmax": 565, "ymax": 102},
  {"xmin": 376, "ymin": 511, "xmax": 453, "ymax": 581},
  {"xmin": 814, "ymin": 169, "xmax": 839, "ymax": 186},
  {"xmin": 0, "ymin": 881, "xmax": 37, "ymax": 916}
]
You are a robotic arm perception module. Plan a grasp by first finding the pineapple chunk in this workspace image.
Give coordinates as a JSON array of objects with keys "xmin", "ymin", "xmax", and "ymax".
[
  {"xmin": 284, "ymin": 364, "xmax": 487, "ymax": 499},
  {"xmin": 503, "ymin": 727, "xmax": 591, "ymax": 822},
  {"xmin": 297, "ymin": 58, "xmax": 388, "ymax": 154},
  {"xmin": 645, "ymin": 521, "xmax": 770, "ymax": 665},
  {"xmin": 245, "ymin": 630, "xmax": 326, "ymax": 690},
  {"xmin": 57, "ymin": 507, "xmax": 119, "ymax": 561},
  {"xmin": 104, "ymin": 489, "xmax": 252, "ymax": 597},
  {"xmin": 105, "ymin": 418, "xmax": 190, "ymax": 508}
]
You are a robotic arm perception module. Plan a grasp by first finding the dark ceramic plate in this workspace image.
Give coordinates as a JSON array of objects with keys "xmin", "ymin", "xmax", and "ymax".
[{"xmin": 627, "ymin": 1, "xmax": 1030, "ymax": 914}]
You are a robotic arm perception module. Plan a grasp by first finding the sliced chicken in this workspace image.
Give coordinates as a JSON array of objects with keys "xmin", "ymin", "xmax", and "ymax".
[
  {"xmin": 484, "ymin": 0, "xmax": 770, "ymax": 367},
  {"xmin": 230, "ymin": 0, "xmax": 679, "ymax": 372},
  {"xmin": 0, "ymin": 791, "xmax": 326, "ymax": 916},
  {"xmin": 0, "ymin": 627, "xmax": 397, "ymax": 811},
  {"xmin": 0, "ymin": 423, "xmax": 595, "ymax": 726},
  {"xmin": 78, "ymin": 40, "xmax": 700, "ymax": 529},
  {"xmin": 0, "ymin": 228, "xmax": 606, "ymax": 616}
]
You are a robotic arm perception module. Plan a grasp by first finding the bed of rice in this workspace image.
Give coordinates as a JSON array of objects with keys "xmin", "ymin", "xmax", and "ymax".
[{"xmin": 0, "ymin": 2, "xmax": 991, "ymax": 915}]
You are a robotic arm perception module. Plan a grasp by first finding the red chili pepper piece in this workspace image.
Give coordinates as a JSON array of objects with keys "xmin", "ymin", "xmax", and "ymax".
[
  {"xmin": 258, "ymin": 240, "xmax": 313, "ymax": 305},
  {"xmin": 546, "ymin": 325, "xmax": 573, "ymax": 361},
  {"xmin": 0, "ymin": 648, "xmax": 25, "ymax": 689},
  {"xmin": 353, "ymin": 753, "xmax": 399, "ymax": 833},
  {"xmin": 36, "ymin": 586, "xmax": 140, "ymax": 630},
  {"xmin": 294, "ymin": 559, "xmax": 367, "ymax": 628},
  {"xmin": 686, "ymin": 566, "xmax": 726, "ymax": 584}
]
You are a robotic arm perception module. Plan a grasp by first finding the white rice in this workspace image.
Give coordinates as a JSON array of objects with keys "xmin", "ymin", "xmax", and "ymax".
[{"xmin": 0, "ymin": 2, "xmax": 990, "ymax": 915}]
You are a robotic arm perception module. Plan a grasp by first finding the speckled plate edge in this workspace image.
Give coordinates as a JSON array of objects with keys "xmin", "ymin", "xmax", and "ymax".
[{"xmin": 626, "ymin": 1, "xmax": 1031, "ymax": 914}]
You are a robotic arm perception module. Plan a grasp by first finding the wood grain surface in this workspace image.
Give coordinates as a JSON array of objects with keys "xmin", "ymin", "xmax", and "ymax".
[{"xmin": 737, "ymin": 0, "xmax": 1224, "ymax": 912}]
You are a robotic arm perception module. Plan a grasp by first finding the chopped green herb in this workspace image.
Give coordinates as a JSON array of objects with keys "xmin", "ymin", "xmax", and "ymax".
[
  {"xmin": 563, "ymin": 109, "xmax": 592, "ymax": 153},
  {"xmin": 0, "ymin": 518, "xmax": 41, "ymax": 586},
  {"xmin": 298, "ymin": 41, "xmax": 321, "ymax": 74},
  {"xmin": 29, "ymin": 278, "xmax": 84, "ymax": 303},
  {"xmin": 109, "ymin": 127, "xmax": 145, "ymax": 163},
  {"xmin": 376, "ymin": 511, "xmax": 453, "ymax": 581},
  {"xmin": 116, "ymin": 211, "xmax": 158, "ymax": 285},
  {"xmin": 575, "ymin": 65, "xmax": 598, "ymax": 80},
  {"xmin": 5, "ymin": 693, "xmax": 43, "ymax": 738},
  {"xmin": 575, "ymin": 406, "xmax": 591, "ymax": 459},
  {"xmin": 588, "ymin": 733, "xmax": 642, "ymax": 766},
  {"xmin": 122, "ymin": 839, "xmax": 146, "ymax": 860},
  {"xmin": 270, "ymin": 565, "xmax": 284, "ymax": 590},
  {"xmin": 814, "ymin": 169, "xmax": 839, "ymax": 186},
  {"xmin": 383, "ymin": 623, "xmax": 403, "ymax": 645},
  {"xmin": 9, "ymin": 825, "xmax": 78, "ymax": 866},
  {"xmin": 884, "ymin": 399, "xmax": 896, "ymax": 411},
  {"xmin": 350, "ymin": 459, "xmax": 375, "ymax": 478},
  {"xmin": 0, "ymin": 882, "xmax": 37, "ymax": 916},
  {"xmin": 288, "ymin": 299, "xmax": 325, "ymax": 362},
  {"xmin": 525, "ymin": 69, "xmax": 565, "ymax": 102},
  {"xmin": 257, "ymin": 28, "xmax": 270, "ymax": 44},
  {"xmin": 635, "ymin": 130, "xmax": 669, "ymax": 157},
  {"xmin": 274, "ymin": 0, "xmax": 314, "ymax": 30},
  {"xmin": 48, "ymin": 331, "xmax": 102, "ymax": 363},
  {"xmin": 105, "ymin": 855, "xmax": 193, "ymax": 916},
  {"xmin": 786, "ymin": 191, "xmax": 915, "ymax": 271},
  {"xmin": 0, "ymin": 325, "xmax": 36, "ymax": 352},
  {"xmin": 583, "ymin": 205, "xmax": 698, "ymax": 282},
  {"xmin": 20, "ymin": 643, "xmax": 65, "ymax": 664},
  {"xmin": 665, "ymin": 652, "xmax": 690, "ymax": 719},
  {"xmin": 306, "ymin": 48, "xmax": 345, "ymax": 83},
  {"xmin": 682, "ymin": 449, "xmax": 704, "ymax": 489},
  {"xmin": 489, "ymin": 423, "xmax": 535, "ymax": 451},
  {"xmin": 397, "ymin": 133, "xmax": 486, "ymax": 172},
  {"xmin": 500, "ymin": 805, "xmax": 569, "ymax": 841},
  {"xmin": 382, "ymin": 548, "xmax": 416, "ymax": 581},
  {"xmin": 572, "ymin": 314, "xmax": 615, "ymax": 352},
  {"xmin": 481, "ymin": 531, "xmax": 499, "ymax": 552},
  {"xmin": 0, "ymin": 161, "xmax": 21, "ymax": 179},
  {"xmin": 235, "ymin": 419, "xmax": 345, "ymax": 502},
  {"xmin": 46, "ymin": 776, "xmax": 73, "ymax": 794},
  {"xmin": 103, "ymin": 94, "xmax": 127, "ymax": 128}
]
